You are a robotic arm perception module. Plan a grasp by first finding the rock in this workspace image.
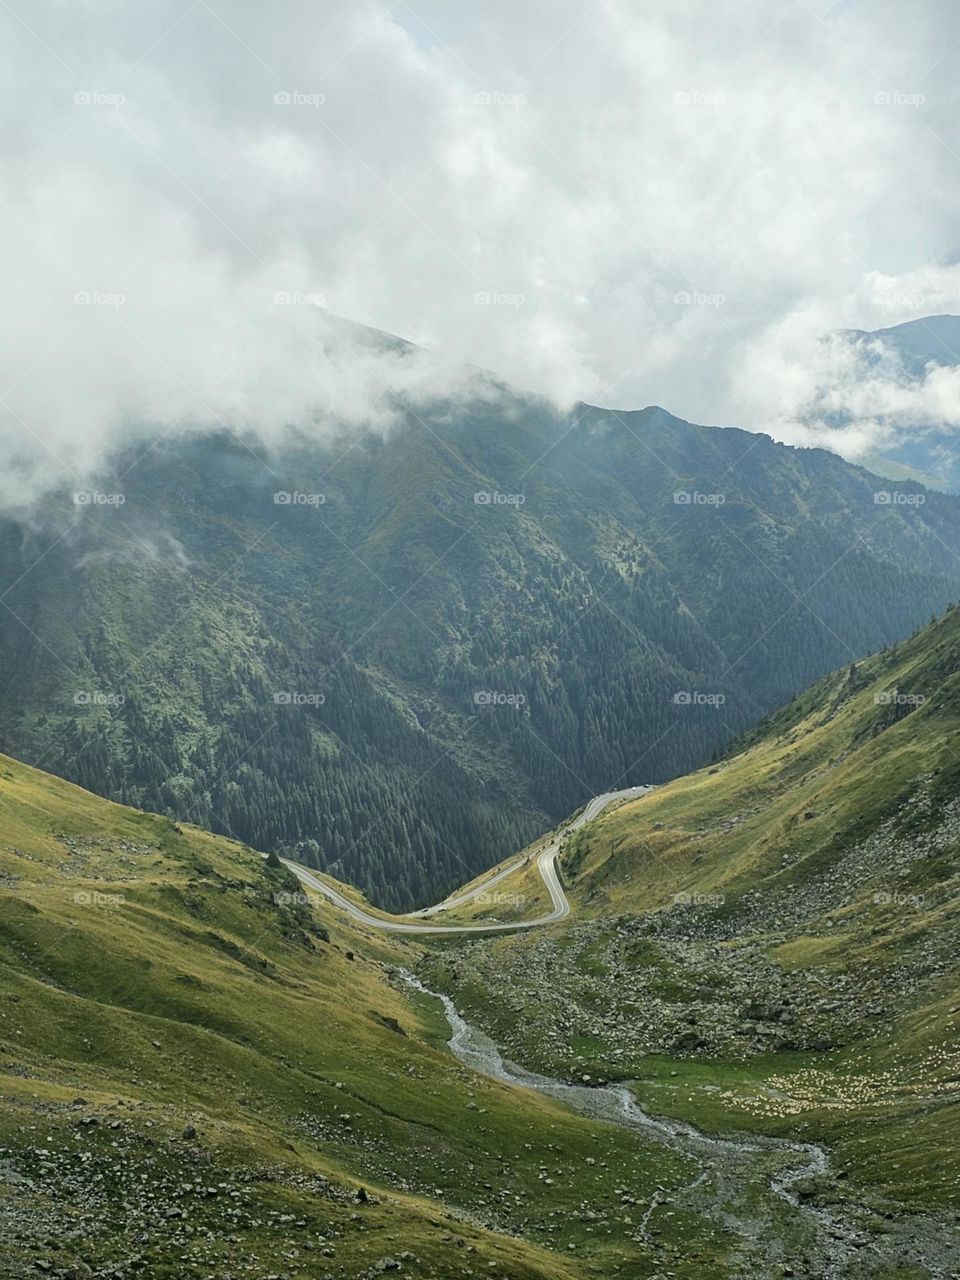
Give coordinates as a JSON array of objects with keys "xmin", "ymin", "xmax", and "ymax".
[
  {"xmin": 672, "ymin": 1030, "xmax": 706, "ymax": 1052},
  {"xmin": 181, "ymin": 1124, "xmax": 196, "ymax": 1140}
]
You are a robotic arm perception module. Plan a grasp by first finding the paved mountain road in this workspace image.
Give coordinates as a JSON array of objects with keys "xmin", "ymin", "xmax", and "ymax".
[{"xmin": 282, "ymin": 785, "xmax": 651, "ymax": 935}]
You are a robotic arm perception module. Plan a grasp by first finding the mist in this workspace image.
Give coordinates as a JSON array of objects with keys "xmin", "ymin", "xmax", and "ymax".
[{"xmin": 2, "ymin": 0, "xmax": 960, "ymax": 509}]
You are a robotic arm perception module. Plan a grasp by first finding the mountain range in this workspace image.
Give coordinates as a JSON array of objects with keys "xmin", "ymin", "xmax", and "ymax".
[{"xmin": 2, "ymin": 322, "xmax": 960, "ymax": 910}]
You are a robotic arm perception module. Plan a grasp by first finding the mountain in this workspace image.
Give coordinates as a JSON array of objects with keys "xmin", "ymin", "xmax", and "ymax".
[
  {"xmin": 838, "ymin": 314, "xmax": 960, "ymax": 491},
  {"xmin": 1, "ymin": 698, "xmax": 955, "ymax": 1277},
  {"xmin": 0, "ymin": 750, "xmax": 725, "ymax": 1280},
  {"xmin": 421, "ymin": 605, "xmax": 960, "ymax": 1262},
  {"xmin": 849, "ymin": 313, "xmax": 960, "ymax": 377},
  {"xmin": 3, "ymin": 343, "xmax": 960, "ymax": 910},
  {"xmin": 4, "ymin": 589, "xmax": 960, "ymax": 1277}
]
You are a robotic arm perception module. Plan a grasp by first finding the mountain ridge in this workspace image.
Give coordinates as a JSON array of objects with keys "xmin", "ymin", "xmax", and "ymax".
[
  {"xmin": 2, "ymin": 324, "xmax": 960, "ymax": 909},
  {"xmin": 832, "ymin": 313, "xmax": 960, "ymax": 491}
]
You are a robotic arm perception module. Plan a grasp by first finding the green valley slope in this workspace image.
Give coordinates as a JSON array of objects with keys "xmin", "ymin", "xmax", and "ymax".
[
  {"xmin": 419, "ymin": 607, "xmax": 960, "ymax": 1271},
  {"xmin": 0, "ymin": 750, "xmax": 826, "ymax": 1280}
]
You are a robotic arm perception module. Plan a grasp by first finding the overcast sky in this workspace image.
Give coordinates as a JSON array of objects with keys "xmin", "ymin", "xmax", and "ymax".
[{"xmin": 2, "ymin": 0, "xmax": 960, "ymax": 506}]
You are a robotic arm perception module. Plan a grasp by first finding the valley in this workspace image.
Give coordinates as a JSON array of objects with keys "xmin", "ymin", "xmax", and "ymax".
[
  {"xmin": 5, "ymin": 6, "xmax": 960, "ymax": 1275},
  {"xmin": 3, "ymin": 604, "xmax": 960, "ymax": 1276},
  {"xmin": 415, "ymin": 607, "xmax": 960, "ymax": 1274},
  {"xmin": 0, "ymin": 754, "xmax": 705, "ymax": 1279}
]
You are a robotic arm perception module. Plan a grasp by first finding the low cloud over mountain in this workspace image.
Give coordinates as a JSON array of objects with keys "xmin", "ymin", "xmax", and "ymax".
[{"xmin": 3, "ymin": 1, "xmax": 960, "ymax": 508}]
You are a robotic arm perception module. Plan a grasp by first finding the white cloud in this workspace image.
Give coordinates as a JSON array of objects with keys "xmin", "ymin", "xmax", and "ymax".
[
  {"xmin": 734, "ymin": 287, "xmax": 960, "ymax": 464},
  {"xmin": 0, "ymin": 0, "xmax": 959, "ymax": 508}
]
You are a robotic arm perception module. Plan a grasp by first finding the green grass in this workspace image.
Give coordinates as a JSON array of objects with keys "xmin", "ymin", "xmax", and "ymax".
[
  {"xmin": 8, "ymin": 608, "xmax": 960, "ymax": 1275},
  {"xmin": 412, "ymin": 832, "xmax": 557, "ymax": 926},
  {"xmin": 565, "ymin": 611, "xmax": 960, "ymax": 915},
  {"xmin": 515, "ymin": 608, "xmax": 960, "ymax": 1209},
  {"xmin": 627, "ymin": 1042, "xmax": 960, "ymax": 1211},
  {"xmin": 0, "ymin": 751, "xmax": 745, "ymax": 1279},
  {"xmin": 409, "ymin": 608, "xmax": 960, "ymax": 1259}
]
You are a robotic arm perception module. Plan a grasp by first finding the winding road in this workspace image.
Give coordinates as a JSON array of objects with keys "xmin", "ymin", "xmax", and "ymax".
[{"xmin": 283, "ymin": 785, "xmax": 651, "ymax": 934}]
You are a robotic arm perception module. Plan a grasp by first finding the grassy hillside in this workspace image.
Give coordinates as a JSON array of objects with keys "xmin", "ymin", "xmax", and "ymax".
[
  {"xmin": 565, "ymin": 603, "xmax": 960, "ymax": 916},
  {"xmin": 1, "ymin": 750, "xmax": 806, "ymax": 1280},
  {"xmin": 5, "ymin": 600, "xmax": 960, "ymax": 1274},
  {"xmin": 419, "ymin": 609, "xmax": 960, "ymax": 1270}
]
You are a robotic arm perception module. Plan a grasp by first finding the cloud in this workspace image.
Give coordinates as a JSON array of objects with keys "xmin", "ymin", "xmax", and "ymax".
[
  {"xmin": 1, "ymin": 0, "xmax": 959, "ymax": 508},
  {"xmin": 733, "ymin": 279, "xmax": 960, "ymax": 463}
]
